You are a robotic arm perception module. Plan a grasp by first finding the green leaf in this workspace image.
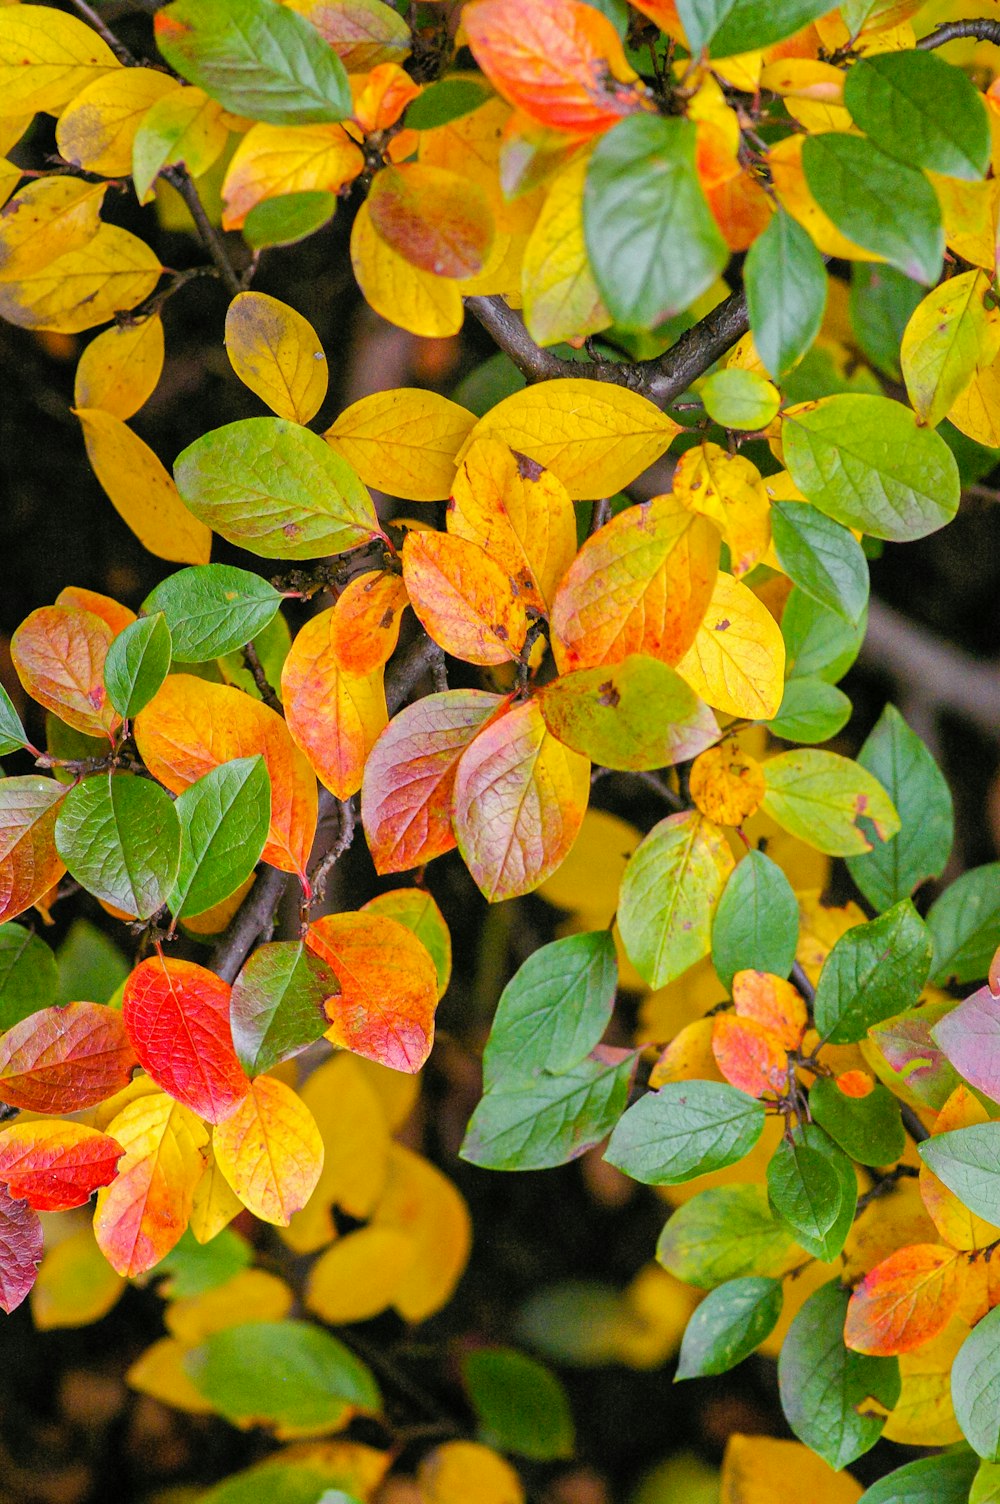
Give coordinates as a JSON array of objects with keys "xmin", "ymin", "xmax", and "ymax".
[
  {"xmin": 712, "ymin": 850, "xmax": 798, "ymax": 993},
  {"xmin": 782, "ymin": 589, "xmax": 866, "ymax": 684},
  {"xmin": 766, "ymin": 1139, "xmax": 845, "ymax": 1260},
  {"xmin": 867, "ymin": 1000, "xmax": 960, "ymax": 1112},
  {"xmin": 808, "ymin": 1077, "xmax": 905, "ymax": 1167},
  {"xmin": 229, "ymin": 939, "xmax": 337, "ymax": 1077},
  {"xmin": 933, "ymin": 986, "xmax": 1000, "ymax": 1108},
  {"xmin": 675, "ymin": 1276, "xmax": 782, "ymax": 1380},
  {"xmin": 745, "ymin": 208, "xmax": 827, "ymax": 381},
  {"xmin": 55, "ymin": 771, "xmax": 180, "ymax": 922},
  {"xmin": 0, "ymin": 684, "xmax": 28, "ymax": 759},
  {"xmin": 761, "ymin": 749, "xmax": 900, "ymax": 858},
  {"xmin": 919, "ymin": 1126, "xmax": 1000, "ymax": 1225},
  {"xmin": 202, "ymin": 1465, "xmax": 361, "ymax": 1504},
  {"xmin": 767, "ymin": 677, "xmax": 852, "ymax": 744},
  {"xmin": 849, "ymin": 265, "xmax": 923, "ymax": 382},
  {"xmin": 169, "ymin": 756, "xmax": 271, "ymax": 920},
  {"xmin": 700, "ymin": 370, "xmax": 779, "ymax": 431},
  {"xmin": 405, "ymin": 77, "xmax": 494, "ymax": 130},
  {"xmin": 104, "ymin": 612, "xmax": 172, "ymax": 719},
  {"xmin": 928, "ymin": 863, "xmax": 1000, "ymax": 985},
  {"xmin": 218, "ymin": 610, "xmax": 290, "ymax": 703},
  {"xmin": 174, "ymin": 418, "xmax": 381, "ymax": 560},
  {"xmin": 676, "ymin": 0, "xmax": 836, "ymax": 56},
  {"xmin": 157, "ymin": 1226, "xmax": 252, "ymax": 1298},
  {"xmin": 183, "ymin": 1320, "xmax": 380, "ymax": 1430},
  {"xmin": 154, "ymin": 0, "xmax": 352, "ymax": 125},
  {"xmin": 778, "ymin": 1280, "xmax": 899, "ymax": 1468},
  {"xmin": 973, "ymin": 1460, "xmax": 1000, "ymax": 1504},
  {"xmin": 0, "ymin": 923, "xmax": 57, "ymax": 1029},
  {"xmin": 143, "ymin": 565, "xmax": 282, "ymax": 663},
  {"xmin": 770, "ymin": 503, "xmax": 869, "ymax": 625},
  {"xmin": 605, "ymin": 1080, "xmax": 764, "ymax": 1185},
  {"xmin": 243, "ymin": 191, "xmax": 338, "ymax": 250},
  {"xmin": 618, "ymin": 810, "xmax": 732, "ymax": 988},
  {"xmin": 813, "ymin": 899, "xmax": 932, "ymax": 1043},
  {"xmin": 56, "ymin": 918, "xmax": 129, "ymax": 1005},
  {"xmin": 482, "ymin": 930, "xmax": 618, "ymax": 1090},
  {"xmin": 858, "ymin": 1452, "xmax": 979, "ymax": 1504},
  {"xmin": 953, "ymin": 1305, "xmax": 1000, "ymax": 1459},
  {"xmin": 844, "ymin": 50, "xmax": 990, "ymax": 181},
  {"xmin": 782, "ymin": 394, "xmax": 960, "ymax": 541},
  {"xmin": 846, "ymin": 705, "xmax": 954, "ymax": 912},
  {"xmin": 584, "ymin": 115, "xmax": 727, "ymax": 332},
  {"xmin": 657, "ymin": 1185, "xmax": 799, "ymax": 1290},
  {"xmin": 802, "ymin": 134, "xmax": 943, "ymax": 285},
  {"xmin": 460, "ymin": 1047, "xmax": 636, "ymax": 1172},
  {"xmin": 461, "ymin": 1348, "xmax": 574, "ymax": 1460}
]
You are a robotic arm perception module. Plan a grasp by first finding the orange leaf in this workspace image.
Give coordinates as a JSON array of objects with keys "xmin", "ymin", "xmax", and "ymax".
[
  {"xmin": 453, "ymin": 696, "xmax": 590, "ymax": 901},
  {"xmin": 123, "ymin": 956, "xmax": 250, "ymax": 1126},
  {"xmin": 550, "ymin": 494, "xmax": 719, "ymax": 674},
  {"xmin": 690, "ymin": 744, "xmax": 766, "ymax": 826},
  {"xmin": 328, "ymin": 571, "xmax": 408, "ymax": 676},
  {"xmin": 352, "ymin": 62, "xmax": 421, "ymax": 133},
  {"xmin": 367, "ymin": 163, "xmax": 494, "ymax": 279},
  {"xmin": 0, "ymin": 1120, "xmax": 123, "ymax": 1211},
  {"xmin": 0, "ymin": 1001, "xmax": 138, "ymax": 1113},
  {"xmin": 844, "ymin": 1244, "xmax": 963, "ymax": 1356},
  {"xmin": 306, "ymin": 911, "xmax": 439, "ymax": 1073},
  {"xmin": 836, "ymin": 1070, "xmax": 874, "ymax": 1098},
  {"xmin": 402, "ymin": 530, "xmax": 528, "ymax": 666},
  {"xmin": 212, "ymin": 1074, "xmax": 323, "ymax": 1227},
  {"xmin": 54, "ymin": 587, "xmax": 135, "ymax": 637},
  {"xmin": 280, "ymin": 609, "xmax": 388, "ymax": 800},
  {"xmin": 732, "ymin": 970, "xmax": 807, "ymax": 1049},
  {"xmin": 134, "ymin": 674, "xmax": 317, "ymax": 881},
  {"xmin": 11, "ymin": 604, "xmax": 119, "ymax": 738},
  {"xmin": 711, "ymin": 1012, "xmax": 788, "ymax": 1098},
  {"xmin": 0, "ymin": 776, "xmax": 66, "ymax": 926},
  {"xmin": 361, "ymin": 689, "xmax": 505, "ymax": 874}
]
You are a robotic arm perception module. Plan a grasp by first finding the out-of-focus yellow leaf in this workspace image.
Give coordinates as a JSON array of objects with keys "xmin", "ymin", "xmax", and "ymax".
[
  {"xmin": 225, "ymin": 290, "xmax": 327, "ymax": 424},
  {"xmin": 256, "ymin": 1439, "xmax": 392, "ymax": 1498},
  {"xmin": 165, "ymin": 1269, "xmax": 293, "ymax": 1343},
  {"xmin": 720, "ymin": 1435, "xmax": 862, "ymax": 1504},
  {"xmin": 930, "ymin": 172, "xmax": 1000, "ymax": 272},
  {"xmin": 948, "ymin": 352, "xmax": 1000, "ymax": 447},
  {"xmin": 351, "ymin": 199, "xmax": 464, "ymax": 337},
  {"xmin": 881, "ymin": 1314, "xmax": 968, "ymax": 1445},
  {"xmin": 127, "ymin": 1337, "xmax": 214, "ymax": 1414},
  {"xmin": 612, "ymin": 1263, "xmax": 701, "ymax": 1368},
  {"xmin": 0, "ymin": 224, "xmax": 161, "ymax": 333},
  {"xmin": 648, "ymin": 1017, "xmax": 723, "ymax": 1084},
  {"xmin": 132, "ymin": 85, "xmax": 228, "ymax": 204},
  {"xmin": 901, "ymin": 270, "xmax": 1000, "ymax": 429},
  {"xmin": 372, "ymin": 1144, "xmax": 471, "ymax": 1322},
  {"xmin": 221, "ymin": 121, "xmax": 363, "ymax": 229},
  {"xmin": 306, "ymin": 1224, "xmax": 416, "ymax": 1324},
  {"xmin": 676, "ymin": 571, "xmax": 784, "ymax": 719},
  {"xmin": 537, "ymin": 808, "xmax": 640, "ymax": 924},
  {"xmin": 56, "ymin": 68, "xmax": 179, "ymax": 176},
  {"xmin": 325, "ymin": 388, "xmax": 477, "ymax": 502},
  {"xmin": 30, "ymin": 1223, "xmax": 125, "ymax": 1330},
  {"xmin": 795, "ymin": 889, "xmax": 865, "ymax": 984},
  {"xmin": 0, "ymin": 5, "xmax": 120, "ymax": 117},
  {"xmin": 417, "ymin": 1441, "xmax": 524, "ymax": 1504},
  {"xmin": 350, "ymin": 1055, "xmax": 420, "ymax": 1133},
  {"xmin": 522, "ymin": 148, "xmax": 609, "ymax": 347},
  {"xmin": 74, "ymin": 314, "xmax": 164, "ymax": 421}
]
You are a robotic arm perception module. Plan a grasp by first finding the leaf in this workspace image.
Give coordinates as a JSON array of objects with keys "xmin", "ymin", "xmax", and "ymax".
[
  {"xmin": 677, "ymin": 0, "xmax": 836, "ymax": 56},
  {"xmin": 712, "ymin": 1011, "xmax": 788, "ymax": 1098},
  {"xmin": 11, "ymin": 604, "xmax": 118, "ymax": 739},
  {"xmin": 701, "ymin": 371, "xmax": 780, "ymax": 433},
  {"xmin": 134, "ymin": 674, "xmax": 317, "ymax": 880},
  {"xmin": 459, "ymin": 379, "xmax": 680, "ymax": 500},
  {"xmin": 689, "ymin": 744, "xmax": 766, "ymax": 827},
  {"xmin": 0, "ymin": 178, "xmax": 106, "ymax": 284},
  {"xmin": 0, "ymin": 5, "xmax": 119, "ymax": 116},
  {"xmin": 323, "ymin": 571, "xmax": 407, "ymax": 677},
  {"xmin": 462, "ymin": 1349, "xmax": 574, "ymax": 1460},
  {"xmin": 928, "ymin": 863, "xmax": 1000, "ymax": 985},
  {"xmin": 761, "ymin": 749, "xmax": 900, "ymax": 857},
  {"xmin": 584, "ymin": 114, "xmax": 727, "ymax": 330},
  {"xmin": 154, "ymin": 0, "xmax": 352, "ymax": 125},
  {"xmin": 453, "ymin": 696, "xmax": 591, "ymax": 903},
  {"xmin": 132, "ymin": 85, "xmax": 229, "ymax": 204},
  {"xmin": 745, "ymin": 207, "xmax": 827, "ymax": 381},
  {"xmin": 0, "ymin": 1121, "xmax": 123, "ymax": 1211},
  {"xmin": 0, "ymin": 923, "xmax": 57, "ymax": 1030},
  {"xmin": 618, "ymin": 810, "xmax": 734, "ymax": 988},
  {"xmin": 782, "ymin": 394, "xmax": 960, "ymax": 542},
  {"xmin": 417, "ymin": 1442, "xmax": 524, "ymax": 1504},
  {"xmin": 55, "ymin": 771, "xmax": 180, "ymax": 922},
  {"xmin": 75, "ymin": 408, "xmax": 211, "ymax": 566},
  {"xmin": 954, "ymin": 1308, "xmax": 1000, "ymax": 1461},
  {"xmin": 676, "ymin": 1277, "xmax": 783, "ymax": 1380},
  {"xmin": 933, "ymin": 986, "xmax": 1000, "ymax": 1108},
  {"xmin": 184, "ymin": 1320, "xmax": 379, "ymax": 1430},
  {"xmin": 93, "ymin": 1091, "xmax": 209, "ymax": 1277},
  {"xmin": 522, "ymin": 149, "xmax": 610, "ymax": 348},
  {"xmin": 104, "ymin": 613, "xmax": 172, "ymax": 719},
  {"xmin": 230, "ymin": 940, "xmax": 338, "ymax": 1077},
  {"xmin": 402, "ymin": 531, "xmax": 527, "ymax": 667},
  {"xmin": 846, "ymin": 705, "xmax": 954, "ymax": 913},
  {"xmin": 0, "ymin": 684, "xmax": 28, "ymax": 760},
  {"xmin": 286, "ymin": 0, "xmax": 412, "ymax": 71},
  {"xmin": 813, "ymin": 900, "xmax": 932, "ymax": 1043},
  {"xmin": 919, "ymin": 1086, "xmax": 1000, "ymax": 1252},
  {"xmin": 280, "ymin": 609, "xmax": 387, "ymax": 798},
  {"xmin": 306, "ymin": 910, "xmax": 439, "ymax": 1072},
  {"xmin": 550, "ymin": 494, "xmax": 719, "ymax": 674},
  {"xmin": 368, "ymin": 162, "xmax": 493, "ymax": 278},
  {"xmin": 844, "ymin": 50, "xmax": 990, "ymax": 182},
  {"xmin": 712, "ymin": 851, "xmax": 799, "ymax": 993},
  {"xmin": 844, "ymin": 1244, "xmax": 963, "ymax": 1357},
  {"xmin": 405, "ymin": 77, "xmax": 493, "ymax": 130},
  {"xmin": 673, "ymin": 444, "xmax": 771, "ymax": 581},
  {"xmin": 676, "ymin": 571, "xmax": 785, "ymax": 719},
  {"xmin": 782, "ymin": 587, "xmax": 866, "ymax": 685},
  {"xmin": 768, "ymin": 677, "xmax": 852, "ymax": 745},
  {"xmin": 221, "ymin": 121, "xmax": 363, "ymax": 231},
  {"xmin": 483, "ymin": 930, "xmax": 617, "ymax": 1089},
  {"xmin": 144, "ymin": 565, "xmax": 282, "ymax": 664},
  {"xmin": 350, "ymin": 198, "xmax": 463, "ymax": 338},
  {"xmin": 0, "ymin": 1000, "xmax": 137, "ymax": 1113},
  {"xmin": 721, "ymin": 1435, "xmax": 863, "ymax": 1504},
  {"xmin": 173, "ymin": 417, "xmax": 381, "ymax": 560},
  {"xmin": 0, "ymin": 776, "xmax": 66, "ymax": 926},
  {"xmin": 538, "ymin": 656, "xmax": 719, "ymax": 772},
  {"xmin": 31, "ymin": 1224, "xmax": 125, "ymax": 1331},
  {"xmin": 867, "ymin": 1000, "xmax": 960, "ymax": 1113},
  {"xmin": 766, "ymin": 1138, "xmax": 845, "ymax": 1259},
  {"xmin": 0, "ymin": 1184, "xmax": 41, "ymax": 1314},
  {"xmin": 305, "ymin": 1223, "xmax": 415, "ymax": 1325},
  {"xmin": 324, "ymin": 388, "xmax": 476, "ymax": 502},
  {"xmin": 169, "ymin": 757, "xmax": 271, "ymax": 920},
  {"xmin": 809, "ymin": 1076, "xmax": 905, "ymax": 1168},
  {"xmin": 461, "ymin": 1045, "xmax": 636, "ymax": 1171},
  {"xmin": 361, "ymin": 689, "xmax": 503, "ymax": 874},
  {"xmin": 858, "ymin": 1453, "xmax": 980, "ymax": 1504},
  {"xmin": 606, "ymin": 1080, "xmax": 764, "ymax": 1186},
  {"xmin": 224, "ymin": 291, "xmax": 328, "ymax": 424},
  {"xmin": 900, "ymin": 270, "xmax": 1000, "ymax": 430},
  {"xmin": 0, "ymin": 225, "xmax": 162, "ymax": 334},
  {"xmin": 778, "ymin": 1281, "xmax": 900, "ymax": 1469},
  {"xmin": 362, "ymin": 888, "xmax": 451, "ymax": 1000},
  {"xmin": 213, "ymin": 1074, "xmax": 324, "ymax": 1225},
  {"xmin": 849, "ymin": 263, "xmax": 923, "ymax": 382},
  {"xmin": 157, "ymin": 1225, "xmax": 251, "ymax": 1297},
  {"xmin": 657, "ymin": 1184, "xmax": 799, "ymax": 1290},
  {"xmin": 370, "ymin": 1140, "xmax": 470, "ymax": 1321},
  {"xmin": 55, "ymin": 67, "xmax": 180, "ymax": 177},
  {"xmin": 770, "ymin": 503, "xmax": 869, "ymax": 626}
]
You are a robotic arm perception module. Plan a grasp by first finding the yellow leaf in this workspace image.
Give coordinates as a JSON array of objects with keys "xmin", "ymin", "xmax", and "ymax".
[
  {"xmin": 929, "ymin": 173, "xmax": 1000, "ymax": 273},
  {"xmin": 127, "ymin": 1336, "xmax": 215, "ymax": 1414},
  {"xmin": 881, "ymin": 1314, "xmax": 968, "ymax": 1446},
  {"xmin": 721, "ymin": 1435, "xmax": 862, "ymax": 1504},
  {"xmin": 325, "ymin": 388, "xmax": 478, "ymax": 502},
  {"xmin": 0, "ymin": 157, "xmax": 19, "ymax": 211},
  {"xmin": 30, "ymin": 1223, "xmax": 125, "ymax": 1330},
  {"xmin": 457, "ymin": 379, "xmax": 680, "ymax": 500},
  {"xmin": 56, "ymin": 68, "xmax": 179, "ymax": 176},
  {"xmin": 74, "ymin": 314, "xmax": 164, "ymax": 421},
  {"xmin": 213, "ymin": 1074, "xmax": 324, "ymax": 1228},
  {"xmin": 418, "ymin": 1442, "xmax": 524, "ymax": 1504},
  {"xmin": 537, "ymin": 807, "xmax": 640, "ymax": 924},
  {"xmin": 674, "ymin": 443, "xmax": 771, "ymax": 578},
  {"xmin": 188, "ymin": 1144, "xmax": 243, "ymax": 1243},
  {"xmin": 676, "ymin": 571, "xmax": 785, "ymax": 719},
  {"xmin": 0, "ymin": 5, "xmax": 120, "ymax": 117},
  {"xmin": 690, "ymin": 743, "xmax": 766, "ymax": 826},
  {"xmin": 795, "ymin": 889, "xmax": 865, "ymax": 984},
  {"xmin": 132, "ymin": 85, "xmax": 229, "ymax": 205},
  {"xmin": 0, "ymin": 115, "xmax": 32, "ymax": 156},
  {"xmin": 769, "ymin": 135, "xmax": 881, "ymax": 263},
  {"xmin": 225, "ymin": 290, "xmax": 328, "ymax": 424},
  {"xmin": 947, "ymin": 353, "xmax": 1000, "ymax": 448},
  {"xmin": 165, "ymin": 1268, "xmax": 293, "ymax": 1343},
  {"xmin": 306, "ymin": 1224, "xmax": 416, "ymax": 1324},
  {"xmin": 372, "ymin": 1144, "xmax": 472, "ymax": 1322},
  {"xmin": 255, "ymin": 1440, "xmax": 392, "ymax": 1498},
  {"xmin": 612, "ymin": 1262, "xmax": 701, "ymax": 1368},
  {"xmin": 521, "ymin": 149, "xmax": 610, "ymax": 347},
  {"xmin": 0, "ymin": 176, "xmax": 106, "ymax": 282},
  {"xmin": 281, "ymin": 610, "xmax": 388, "ymax": 798},
  {"xmin": 419, "ymin": 97, "xmax": 543, "ymax": 240},
  {"xmin": 0, "ymin": 223, "xmax": 161, "ymax": 332},
  {"xmin": 221, "ymin": 120, "xmax": 363, "ymax": 229},
  {"xmin": 350, "ymin": 199, "xmax": 464, "ymax": 338},
  {"xmin": 75, "ymin": 407, "xmax": 212, "ymax": 565},
  {"xmin": 901, "ymin": 270, "xmax": 1000, "ymax": 429}
]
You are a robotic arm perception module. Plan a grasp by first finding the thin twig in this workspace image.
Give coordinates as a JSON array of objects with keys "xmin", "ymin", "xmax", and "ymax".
[
  {"xmin": 242, "ymin": 641, "xmax": 283, "ymax": 714},
  {"xmin": 900, "ymin": 1102, "xmax": 931, "ymax": 1145},
  {"xmin": 309, "ymin": 795, "xmax": 357, "ymax": 904},
  {"xmin": 589, "ymin": 497, "xmax": 612, "ymax": 536},
  {"xmin": 210, "ymin": 864, "xmax": 290, "ymax": 984},
  {"xmin": 918, "ymin": 18, "xmax": 1000, "ymax": 48},
  {"xmin": 162, "ymin": 167, "xmax": 243, "ymax": 296},
  {"xmin": 67, "ymin": 0, "xmax": 138, "ymax": 63}
]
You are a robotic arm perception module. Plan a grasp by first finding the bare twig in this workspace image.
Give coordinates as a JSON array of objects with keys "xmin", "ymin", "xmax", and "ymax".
[
  {"xmin": 860, "ymin": 599, "xmax": 1000, "ymax": 740},
  {"xmin": 66, "ymin": 0, "xmax": 138, "ymax": 63},
  {"xmin": 918, "ymin": 18, "xmax": 1000, "ymax": 48},
  {"xmin": 162, "ymin": 167, "xmax": 243, "ymax": 297},
  {"xmin": 242, "ymin": 641, "xmax": 283, "ymax": 714},
  {"xmin": 210, "ymin": 864, "xmax": 290, "ymax": 984},
  {"xmin": 309, "ymin": 795, "xmax": 357, "ymax": 904},
  {"xmin": 900, "ymin": 1102, "xmax": 931, "ymax": 1145}
]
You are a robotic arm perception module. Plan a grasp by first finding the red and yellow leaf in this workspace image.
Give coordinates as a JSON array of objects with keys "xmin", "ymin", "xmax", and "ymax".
[
  {"xmin": 54, "ymin": 586, "xmax": 135, "ymax": 637},
  {"xmin": 221, "ymin": 121, "xmax": 364, "ymax": 230},
  {"xmin": 844, "ymin": 1244, "xmax": 964, "ymax": 1356},
  {"xmin": 402, "ymin": 530, "xmax": 528, "ymax": 666},
  {"xmin": 11, "ymin": 604, "xmax": 118, "ymax": 738},
  {"xmin": 0, "ymin": 1184, "xmax": 41, "ymax": 1315},
  {"xmin": 212, "ymin": 1073, "xmax": 324, "ymax": 1227},
  {"xmin": 328, "ymin": 571, "xmax": 408, "ymax": 676},
  {"xmin": 0, "ymin": 1001, "xmax": 138, "ymax": 1114},
  {"xmin": 673, "ymin": 443, "xmax": 772, "ymax": 579},
  {"xmin": 0, "ymin": 1120, "xmax": 123, "ymax": 1211},
  {"xmin": 367, "ymin": 163, "xmax": 494, "ymax": 279},
  {"xmin": 0, "ymin": 776, "xmax": 66, "ymax": 926},
  {"xmin": 732, "ymin": 970, "xmax": 807, "ymax": 1050},
  {"xmin": 712, "ymin": 1012, "xmax": 789, "ymax": 1098},
  {"xmin": 280, "ymin": 609, "xmax": 388, "ymax": 799}
]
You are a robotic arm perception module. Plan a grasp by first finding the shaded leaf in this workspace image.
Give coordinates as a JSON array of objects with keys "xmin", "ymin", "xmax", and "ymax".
[
  {"xmin": 462, "ymin": 1348, "xmax": 574, "ymax": 1460},
  {"xmin": 229, "ymin": 940, "xmax": 337, "ymax": 1077}
]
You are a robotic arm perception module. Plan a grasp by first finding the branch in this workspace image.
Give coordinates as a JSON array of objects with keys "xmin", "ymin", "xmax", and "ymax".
[
  {"xmin": 918, "ymin": 18, "xmax": 1000, "ymax": 48},
  {"xmin": 66, "ymin": 0, "xmax": 138, "ymax": 63},
  {"xmin": 242, "ymin": 641, "xmax": 283, "ymax": 714},
  {"xmin": 210, "ymin": 864, "xmax": 290, "ymax": 984},
  {"xmin": 162, "ymin": 167, "xmax": 243, "ymax": 297}
]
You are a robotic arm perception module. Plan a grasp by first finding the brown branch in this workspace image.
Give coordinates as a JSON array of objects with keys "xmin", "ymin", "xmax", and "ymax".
[
  {"xmin": 66, "ymin": 0, "xmax": 139, "ymax": 63},
  {"xmin": 162, "ymin": 167, "xmax": 243, "ymax": 297},
  {"xmin": 900, "ymin": 1103, "xmax": 930, "ymax": 1145},
  {"xmin": 210, "ymin": 864, "xmax": 290, "ymax": 984},
  {"xmin": 918, "ymin": 18, "xmax": 1000, "ymax": 48},
  {"xmin": 242, "ymin": 641, "xmax": 283, "ymax": 714},
  {"xmin": 309, "ymin": 794, "xmax": 357, "ymax": 904}
]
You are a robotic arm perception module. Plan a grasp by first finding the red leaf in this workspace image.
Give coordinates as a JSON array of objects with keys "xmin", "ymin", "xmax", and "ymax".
[
  {"xmin": 0, "ymin": 776, "xmax": 66, "ymax": 926},
  {"xmin": 368, "ymin": 163, "xmax": 494, "ymax": 278},
  {"xmin": 0, "ymin": 1184, "xmax": 42, "ymax": 1314},
  {"xmin": 844, "ymin": 1244, "xmax": 962, "ymax": 1356},
  {"xmin": 0, "ymin": 1121, "xmax": 123, "ymax": 1211},
  {"xmin": 0, "ymin": 1001, "xmax": 138, "ymax": 1113},
  {"xmin": 711, "ymin": 1012, "xmax": 788, "ymax": 1098}
]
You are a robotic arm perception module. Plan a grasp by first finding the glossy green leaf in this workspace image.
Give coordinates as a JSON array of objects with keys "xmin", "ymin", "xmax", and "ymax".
[
  {"xmin": 56, "ymin": 918, "xmax": 128, "ymax": 1005},
  {"xmin": 844, "ymin": 50, "xmax": 990, "ymax": 181},
  {"xmin": 656, "ymin": 1184, "xmax": 799, "ymax": 1290},
  {"xmin": 782, "ymin": 589, "xmax": 866, "ymax": 684},
  {"xmin": 482, "ymin": 930, "xmax": 618, "ymax": 1090},
  {"xmin": 54, "ymin": 771, "xmax": 180, "ymax": 921},
  {"xmin": 584, "ymin": 115, "xmax": 727, "ymax": 332},
  {"xmin": 761, "ymin": 749, "xmax": 900, "ymax": 858},
  {"xmin": 169, "ymin": 756, "xmax": 271, "ymax": 919},
  {"xmin": 778, "ymin": 1280, "xmax": 899, "ymax": 1468},
  {"xmin": 157, "ymin": 1226, "xmax": 252, "ymax": 1298},
  {"xmin": 767, "ymin": 677, "xmax": 852, "ymax": 744},
  {"xmin": 867, "ymin": 1000, "xmax": 960, "ymax": 1112},
  {"xmin": 618, "ymin": 810, "xmax": 733, "ymax": 988},
  {"xmin": 229, "ymin": 939, "xmax": 337, "ymax": 1077},
  {"xmin": 104, "ymin": 613, "xmax": 172, "ymax": 719},
  {"xmin": 745, "ymin": 208, "xmax": 827, "ymax": 381},
  {"xmin": 783, "ymin": 394, "xmax": 960, "ymax": 541},
  {"xmin": 919, "ymin": 1126, "xmax": 1000, "ymax": 1225},
  {"xmin": 846, "ymin": 705, "xmax": 954, "ymax": 912},
  {"xmin": 808, "ymin": 1076, "xmax": 905, "ymax": 1167},
  {"xmin": 154, "ymin": 0, "xmax": 352, "ymax": 125},
  {"xmin": 858, "ymin": 1452, "xmax": 979, "ymax": 1504},
  {"xmin": 0, "ymin": 684, "xmax": 29, "ymax": 759},
  {"xmin": 243, "ymin": 191, "xmax": 338, "ymax": 250},
  {"xmin": 700, "ymin": 369, "xmax": 779, "ymax": 431},
  {"xmin": 675, "ymin": 1276, "xmax": 782, "ymax": 1380},
  {"xmin": 770, "ymin": 503, "xmax": 869, "ymax": 625},
  {"xmin": 405, "ymin": 77, "xmax": 493, "ymax": 130},
  {"xmin": 677, "ymin": 0, "xmax": 835, "ymax": 55},
  {"xmin": 0, "ymin": 923, "xmax": 58, "ymax": 1029},
  {"xmin": 143, "ymin": 565, "xmax": 282, "ymax": 663},
  {"xmin": 605, "ymin": 1080, "xmax": 764, "ymax": 1186},
  {"xmin": 928, "ymin": 863, "xmax": 1000, "ymax": 985},
  {"xmin": 766, "ymin": 1139, "xmax": 845, "ymax": 1260},
  {"xmin": 174, "ymin": 418, "xmax": 381, "ymax": 560},
  {"xmin": 712, "ymin": 850, "xmax": 798, "ymax": 992},
  {"xmin": 813, "ymin": 899, "xmax": 932, "ymax": 1043},
  {"xmin": 849, "ymin": 264, "xmax": 922, "ymax": 382},
  {"xmin": 461, "ymin": 1348, "xmax": 574, "ymax": 1460},
  {"xmin": 953, "ymin": 1305, "xmax": 1000, "ymax": 1459}
]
